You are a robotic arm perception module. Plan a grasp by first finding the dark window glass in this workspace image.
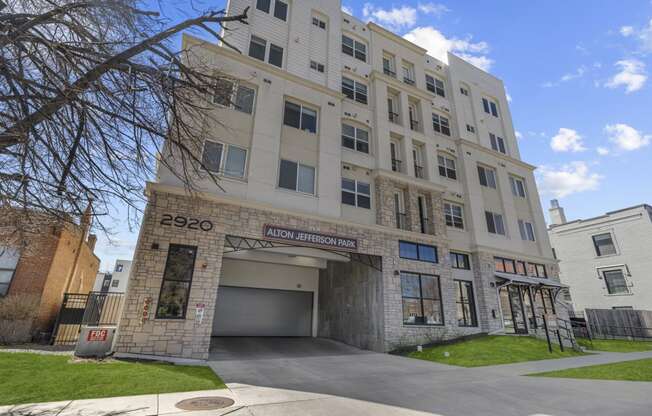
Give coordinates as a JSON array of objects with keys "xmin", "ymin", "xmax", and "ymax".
[
  {"xmin": 213, "ymin": 79, "xmax": 234, "ymax": 106},
  {"xmin": 504, "ymin": 259, "xmax": 516, "ymax": 274},
  {"xmin": 516, "ymin": 261, "xmax": 527, "ymax": 275},
  {"xmin": 256, "ymin": 0, "xmax": 271, "ymax": 13},
  {"xmin": 399, "ymin": 241, "xmax": 418, "ymax": 260},
  {"xmin": 593, "ymin": 233, "xmax": 617, "ymax": 256},
  {"xmin": 301, "ymin": 107, "xmax": 317, "ymax": 133},
  {"xmin": 485, "ymin": 211, "xmax": 496, "ymax": 234},
  {"xmin": 418, "ymin": 245, "xmax": 437, "ymax": 263},
  {"xmin": 490, "ymin": 101, "xmax": 499, "ymax": 117},
  {"xmin": 354, "ymin": 40, "xmax": 366, "ymax": 61},
  {"xmin": 274, "ymin": 0, "xmax": 288, "ymax": 20},
  {"xmin": 234, "ymin": 85, "xmax": 255, "ymax": 114},
  {"xmin": 283, "ymin": 101, "xmax": 301, "ymax": 129},
  {"xmin": 495, "ymin": 257, "xmax": 506, "ymax": 272},
  {"xmin": 278, "ymin": 159, "xmax": 297, "ymax": 190},
  {"xmin": 249, "ymin": 36, "xmax": 267, "ymax": 61},
  {"xmin": 342, "ymin": 35, "xmax": 354, "ymax": 56},
  {"xmin": 450, "ymin": 252, "xmax": 470, "ymax": 270},
  {"xmin": 342, "ymin": 77, "xmax": 355, "ymax": 99},
  {"xmin": 401, "ymin": 273, "xmax": 443, "ymax": 325},
  {"xmin": 268, "ymin": 44, "xmax": 283, "ymax": 67},
  {"xmin": 156, "ymin": 245, "xmax": 197, "ymax": 319},
  {"xmin": 201, "ymin": 141, "xmax": 223, "ymax": 173},
  {"xmin": 426, "ymin": 75, "xmax": 436, "ymax": 93},
  {"xmin": 399, "ymin": 241, "xmax": 437, "ymax": 263},
  {"xmin": 456, "ymin": 280, "xmax": 477, "ymax": 327},
  {"xmin": 482, "ymin": 98, "xmax": 490, "ymax": 114}
]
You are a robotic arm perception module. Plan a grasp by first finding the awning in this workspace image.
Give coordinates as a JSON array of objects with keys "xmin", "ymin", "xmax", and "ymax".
[{"xmin": 494, "ymin": 272, "xmax": 568, "ymax": 288}]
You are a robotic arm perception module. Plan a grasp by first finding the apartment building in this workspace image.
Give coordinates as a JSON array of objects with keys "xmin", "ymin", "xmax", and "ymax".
[
  {"xmin": 93, "ymin": 260, "xmax": 133, "ymax": 293},
  {"xmin": 114, "ymin": 0, "xmax": 566, "ymax": 361},
  {"xmin": 548, "ymin": 201, "xmax": 652, "ymax": 312}
]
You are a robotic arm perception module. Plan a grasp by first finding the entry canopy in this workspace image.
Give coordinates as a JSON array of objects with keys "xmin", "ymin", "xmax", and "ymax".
[{"xmin": 494, "ymin": 271, "xmax": 568, "ymax": 288}]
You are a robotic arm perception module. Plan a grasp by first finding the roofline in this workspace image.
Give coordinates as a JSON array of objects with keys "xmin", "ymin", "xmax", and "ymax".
[{"xmin": 549, "ymin": 204, "xmax": 651, "ymax": 230}]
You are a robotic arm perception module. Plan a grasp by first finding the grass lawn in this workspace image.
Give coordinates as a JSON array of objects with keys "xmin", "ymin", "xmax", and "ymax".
[
  {"xmin": 577, "ymin": 338, "xmax": 652, "ymax": 352},
  {"xmin": 406, "ymin": 335, "xmax": 586, "ymax": 367},
  {"xmin": 0, "ymin": 352, "xmax": 225, "ymax": 406},
  {"xmin": 531, "ymin": 358, "xmax": 652, "ymax": 382}
]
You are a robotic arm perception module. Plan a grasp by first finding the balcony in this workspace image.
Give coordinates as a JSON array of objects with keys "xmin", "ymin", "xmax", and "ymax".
[
  {"xmin": 420, "ymin": 217, "xmax": 435, "ymax": 235},
  {"xmin": 414, "ymin": 164, "xmax": 425, "ymax": 179},
  {"xmin": 391, "ymin": 158, "xmax": 402, "ymax": 173},
  {"xmin": 396, "ymin": 212, "xmax": 409, "ymax": 230},
  {"xmin": 409, "ymin": 119, "xmax": 419, "ymax": 131},
  {"xmin": 384, "ymin": 68, "xmax": 396, "ymax": 78},
  {"xmin": 403, "ymin": 77, "xmax": 415, "ymax": 86},
  {"xmin": 388, "ymin": 111, "xmax": 400, "ymax": 124}
]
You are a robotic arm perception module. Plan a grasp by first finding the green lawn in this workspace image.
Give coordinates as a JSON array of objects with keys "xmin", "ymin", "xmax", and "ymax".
[
  {"xmin": 0, "ymin": 352, "xmax": 225, "ymax": 406},
  {"xmin": 406, "ymin": 335, "xmax": 586, "ymax": 367},
  {"xmin": 531, "ymin": 358, "xmax": 652, "ymax": 382},
  {"xmin": 577, "ymin": 337, "xmax": 652, "ymax": 352}
]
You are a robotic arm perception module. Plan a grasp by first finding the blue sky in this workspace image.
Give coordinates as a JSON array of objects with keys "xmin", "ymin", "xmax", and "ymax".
[{"xmin": 94, "ymin": 1, "xmax": 652, "ymax": 270}]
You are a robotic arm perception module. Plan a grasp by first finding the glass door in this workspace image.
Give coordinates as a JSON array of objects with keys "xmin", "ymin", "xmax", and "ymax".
[{"xmin": 508, "ymin": 285, "xmax": 528, "ymax": 334}]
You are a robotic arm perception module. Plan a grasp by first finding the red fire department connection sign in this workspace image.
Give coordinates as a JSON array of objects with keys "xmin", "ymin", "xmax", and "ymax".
[{"xmin": 263, "ymin": 225, "xmax": 358, "ymax": 252}]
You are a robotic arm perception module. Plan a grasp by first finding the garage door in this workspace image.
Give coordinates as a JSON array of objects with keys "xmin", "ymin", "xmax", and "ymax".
[{"xmin": 212, "ymin": 286, "xmax": 313, "ymax": 336}]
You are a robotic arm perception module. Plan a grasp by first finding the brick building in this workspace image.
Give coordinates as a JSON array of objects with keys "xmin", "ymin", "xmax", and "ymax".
[
  {"xmin": 114, "ymin": 0, "xmax": 568, "ymax": 361},
  {"xmin": 0, "ymin": 208, "xmax": 100, "ymax": 337}
]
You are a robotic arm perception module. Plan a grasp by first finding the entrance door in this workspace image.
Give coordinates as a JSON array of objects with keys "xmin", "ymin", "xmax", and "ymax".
[
  {"xmin": 212, "ymin": 286, "xmax": 313, "ymax": 337},
  {"xmin": 508, "ymin": 285, "xmax": 528, "ymax": 334}
]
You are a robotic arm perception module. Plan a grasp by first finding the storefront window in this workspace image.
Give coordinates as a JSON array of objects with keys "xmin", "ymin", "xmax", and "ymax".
[
  {"xmin": 455, "ymin": 280, "xmax": 477, "ymax": 327},
  {"xmin": 401, "ymin": 272, "xmax": 443, "ymax": 325},
  {"xmin": 156, "ymin": 245, "xmax": 197, "ymax": 319}
]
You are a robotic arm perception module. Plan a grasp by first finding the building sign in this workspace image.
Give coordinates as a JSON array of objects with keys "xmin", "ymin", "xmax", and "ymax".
[
  {"xmin": 141, "ymin": 297, "xmax": 152, "ymax": 324},
  {"xmin": 87, "ymin": 329, "xmax": 108, "ymax": 342},
  {"xmin": 263, "ymin": 225, "xmax": 358, "ymax": 252},
  {"xmin": 160, "ymin": 214, "xmax": 213, "ymax": 232}
]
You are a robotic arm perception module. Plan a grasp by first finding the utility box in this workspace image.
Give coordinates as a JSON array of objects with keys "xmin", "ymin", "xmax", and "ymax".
[{"xmin": 75, "ymin": 326, "xmax": 116, "ymax": 358}]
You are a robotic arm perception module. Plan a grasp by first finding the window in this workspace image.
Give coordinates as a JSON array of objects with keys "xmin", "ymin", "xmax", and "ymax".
[
  {"xmin": 518, "ymin": 220, "xmax": 536, "ymax": 241},
  {"xmin": 156, "ymin": 245, "xmax": 197, "ymax": 319},
  {"xmin": 527, "ymin": 262, "xmax": 547, "ymax": 278},
  {"xmin": 387, "ymin": 95, "xmax": 399, "ymax": 123},
  {"xmin": 460, "ymin": 87, "xmax": 469, "ymax": 96},
  {"xmin": 401, "ymin": 272, "xmax": 443, "ymax": 325},
  {"xmin": 0, "ymin": 247, "xmax": 19, "ymax": 296},
  {"xmin": 273, "ymin": 0, "xmax": 288, "ymax": 20},
  {"xmin": 390, "ymin": 141, "xmax": 401, "ymax": 172},
  {"xmin": 495, "ymin": 257, "xmax": 516, "ymax": 273},
  {"xmin": 342, "ymin": 35, "xmax": 366, "ymax": 62},
  {"xmin": 426, "ymin": 75, "xmax": 445, "ymax": 97},
  {"xmin": 510, "ymin": 176, "xmax": 526, "ymax": 198},
  {"xmin": 279, "ymin": 160, "xmax": 315, "ymax": 194},
  {"xmin": 394, "ymin": 191, "xmax": 407, "ymax": 229},
  {"xmin": 342, "ymin": 77, "xmax": 367, "ymax": 104},
  {"xmin": 312, "ymin": 17, "xmax": 326, "ymax": 29},
  {"xmin": 592, "ymin": 233, "xmax": 617, "ymax": 257},
  {"xmin": 450, "ymin": 252, "xmax": 470, "ymax": 270},
  {"xmin": 383, "ymin": 54, "xmax": 396, "ymax": 77},
  {"xmin": 213, "ymin": 81, "xmax": 255, "ymax": 114},
  {"xmin": 485, "ymin": 211, "xmax": 505, "ymax": 235},
  {"xmin": 603, "ymin": 270, "xmax": 629, "ymax": 294},
  {"xmin": 201, "ymin": 140, "xmax": 247, "ymax": 178},
  {"xmin": 455, "ymin": 280, "xmax": 477, "ymax": 327},
  {"xmin": 466, "ymin": 124, "xmax": 475, "ymax": 133},
  {"xmin": 432, "ymin": 113, "xmax": 451, "ymax": 136},
  {"xmin": 444, "ymin": 202, "xmax": 464, "ymax": 229},
  {"xmin": 413, "ymin": 144, "xmax": 425, "ymax": 178},
  {"xmin": 248, "ymin": 35, "xmax": 267, "ymax": 61},
  {"xmin": 399, "ymin": 241, "xmax": 438, "ymax": 263},
  {"xmin": 268, "ymin": 43, "xmax": 284, "ymax": 67},
  {"xmin": 256, "ymin": 0, "xmax": 271, "ymax": 13},
  {"xmin": 437, "ymin": 154, "xmax": 457, "ymax": 180},
  {"xmin": 489, "ymin": 133, "xmax": 506, "ymax": 154},
  {"xmin": 342, "ymin": 123, "xmax": 369, "ymax": 153},
  {"xmin": 111, "ymin": 280, "xmax": 120, "ymax": 288},
  {"xmin": 402, "ymin": 63, "xmax": 415, "ymax": 85},
  {"xmin": 115, "ymin": 264, "xmax": 124, "ymax": 272},
  {"xmin": 283, "ymin": 101, "xmax": 317, "ymax": 133},
  {"xmin": 342, "ymin": 178, "xmax": 371, "ymax": 209},
  {"xmin": 516, "ymin": 261, "xmax": 527, "ymax": 275},
  {"xmin": 483, "ymin": 97, "xmax": 499, "ymax": 117},
  {"xmin": 477, "ymin": 165, "xmax": 497, "ymax": 188},
  {"xmin": 310, "ymin": 60, "xmax": 325, "ymax": 73}
]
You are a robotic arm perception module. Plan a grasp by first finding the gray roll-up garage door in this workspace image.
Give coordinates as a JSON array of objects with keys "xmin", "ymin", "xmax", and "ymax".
[{"xmin": 212, "ymin": 286, "xmax": 313, "ymax": 336}]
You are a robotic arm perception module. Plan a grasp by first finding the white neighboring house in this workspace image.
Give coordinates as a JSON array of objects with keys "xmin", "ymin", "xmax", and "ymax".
[
  {"xmin": 548, "ymin": 200, "xmax": 652, "ymax": 312},
  {"xmin": 93, "ymin": 260, "xmax": 132, "ymax": 293}
]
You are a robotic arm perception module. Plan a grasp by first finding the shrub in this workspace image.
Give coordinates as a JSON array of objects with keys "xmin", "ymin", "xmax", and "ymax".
[{"xmin": 0, "ymin": 294, "xmax": 40, "ymax": 344}]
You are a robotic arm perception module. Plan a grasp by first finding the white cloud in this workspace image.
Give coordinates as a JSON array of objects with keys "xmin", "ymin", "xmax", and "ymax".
[
  {"xmin": 362, "ymin": 4, "xmax": 417, "ymax": 31},
  {"xmin": 550, "ymin": 128, "xmax": 586, "ymax": 152},
  {"xmin": 542, "ymin": 66, "xmax": 586, "ymax": 87},
  {"xmin": 342, "ymin": 5, "xmax": 353, "ymax": 15},
  {"xmin": 605, "ymin": 59, "xmax": 647, "ymax": 93},
  {"xmin": 537, "ymin": 162, "xmax": 603, "ymax": 198},
  {"xmin": 515, "ymin": 131, "xmax": 523, "ymax": 139},
  {"xmin": 417, "ymin": 2, "xmax": 450, "ymax": 16},
  {"xmin": 403, "ymin": 26, "xmax": 493, "ymax": 71},
  {"xmin": 619, "ymin": 19, "xmax": 652, "ymax": 53},
  {"xmin": 596, "ymin": 146, "xmax": 610, "ymax": 155},
  {"xmin": 620, "ymin": 25, "xmax": 634, "ymax": 37},
  {"xmin": 604, "ymin": 123, "xmax": 651, "ymax": 151}
]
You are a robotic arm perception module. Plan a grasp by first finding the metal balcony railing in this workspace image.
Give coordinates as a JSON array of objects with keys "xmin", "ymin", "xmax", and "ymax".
[
  {"xmin": 410, "ymin": 119, "xmax": 419, "ymax": 131},
  {"xmin": 403, "ymin": 77, "xmax": 415, "ymax": 86},
  {"xmin": 414, "ymin": 164, "xmax": 425, "ymax": 179},
  {"xmin": 384, "ymin": 68, "xmax": 396, "ymax": 77},
  {"xmin": 388, "ymin": 111, "xmax": 400, "ymax": 124},
  {"xmin": 391, "ymin": 158, "xmax": 402, "ymax": 172}
]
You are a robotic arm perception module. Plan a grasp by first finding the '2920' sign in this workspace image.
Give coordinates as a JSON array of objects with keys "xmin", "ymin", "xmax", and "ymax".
[{"xmin": 160, "ymin": 214, "xmax": 213, "ymax": 232}]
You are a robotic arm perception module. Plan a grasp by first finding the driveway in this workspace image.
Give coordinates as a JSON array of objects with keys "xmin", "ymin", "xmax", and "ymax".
[{"xmin": 209, "ymin": 337, "xmax": 652, "ymax": 416}]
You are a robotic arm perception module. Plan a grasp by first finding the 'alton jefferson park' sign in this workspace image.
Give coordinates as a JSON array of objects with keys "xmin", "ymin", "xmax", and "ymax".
[{"xmin": 263, "ymin": 225, "xmax": 358, "ymax": 251}]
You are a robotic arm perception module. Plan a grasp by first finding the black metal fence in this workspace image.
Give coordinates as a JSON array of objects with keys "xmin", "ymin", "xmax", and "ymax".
[
  {"xmin": 51, "ymin": 292, "xmax": 124, "ymax": 345},
  {"xmin": 572, "ymin": 309, "xmax": 652, "ymax": 341}
]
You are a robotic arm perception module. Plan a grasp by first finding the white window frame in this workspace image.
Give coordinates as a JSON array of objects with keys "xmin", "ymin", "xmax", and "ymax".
[
  {"xmin": 248, "ymin": 35, "xmax": 283, "ymax": 68},
  {"xmin": 342, "ymin": 77, "xmax": 368, "ymax": 104},
  {"xmin": 489, "ymin": 133, "xmax": 506, "ymax": 154},
  {"xmin": 432, "ymin": 113, "xmax": 451, "ymax": 136},
  {"xmin": 601, "ymin": 268, "xmax": 630, "ymax": 295},
  {"xmin": 478, "ymin": 165, "xmax": 497, "ymax": 189},
  {"xmin": 342, "ymin": 34, "xmax": 366, "ymax": 62},
  {"xmin": 485, "ymin": 211, "xmax": 506, "ymax": 235},
  {"xmin": 437, "ymin": 154, "xmax": 457, "ymax": 180},
  {"xmin": 200, "ymin": 140, "xmax": 249, "ymax": 179},
  {"xmin": 312, "ymin": 16, "xmax": 326, "ymax": 29},
  {"xmin": 283, "ymin": 100, "xmax": 318, "ymax": 134},
  {"xmin": 382, "ymin": 53, "xmax": 396, "ymax": 77},
  {"xmin": 342, "ymin": 123, "xmax": 370, "ymax": 154},
  {"xmin": 510, "ymin": 176, "xmax": 526, "ymax": 198},
  {"xmin": 444, "ymin": 202, "xmax": 465, "ymax": 229},
  {"xmin": 0, "ymin": 247, "xmax": 19, "ymax": 297},
  {"xmin": 212, "ymin": 80, "xmax": 256, "ymax": 114},
  {"xmin": 310, "ymin": 60, "xmax": 325, "ymax": 73},
  {"xmin": 341, "ymin": 178, "xmax": 371, "ymax": 209},
  {"xmin": 426, "ymin": 74, "xmax": 445, "ymax": 97},
  {"xmin": 278, "ymin": 159, "xmax": 316, "ymax": 195},
  {"xmin": 402, "ymin": 62, "xmax": 415, "ymax": 85},
  {"xmin": 518, "ymin": 219, "xmax": 536, "ymax": 241}
]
